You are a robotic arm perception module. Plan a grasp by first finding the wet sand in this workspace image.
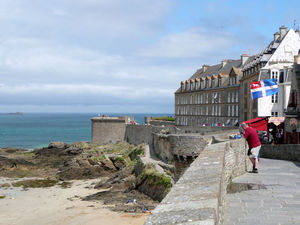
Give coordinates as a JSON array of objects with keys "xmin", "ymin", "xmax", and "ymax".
[{"xmin": 0, "ymin": 178, "xmax": 149, "ymax": 225}]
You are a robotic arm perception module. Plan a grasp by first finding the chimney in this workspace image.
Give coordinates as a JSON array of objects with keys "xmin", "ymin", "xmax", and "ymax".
[
  {"xmin": 222, "ymin": 59, "xmax": 227, "ymax": 67},
  {"xmin": 274, "ymin": 32, "xmax": 280, "ymax": 41},
  {"xmin": 241, "ymin": 54, "xmax": 249, "ymax": 65},
  {"xmin": 202, "ymin": 64, "xmax": 209, "ymax": 72},
  {"xmin": 279, "ymin": 25, "xmax": 287, "ymax": 39}
]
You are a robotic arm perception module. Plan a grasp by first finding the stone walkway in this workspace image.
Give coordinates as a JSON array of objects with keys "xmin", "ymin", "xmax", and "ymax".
[{"xmin": 224, "ymin": 158, "xmax": 300, "ymax": 225}]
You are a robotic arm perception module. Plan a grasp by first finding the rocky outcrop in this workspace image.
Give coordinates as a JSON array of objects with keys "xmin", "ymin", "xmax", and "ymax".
[{"xmin": 0, "ymin": 141, "xmax": 174, "ymax": 213}]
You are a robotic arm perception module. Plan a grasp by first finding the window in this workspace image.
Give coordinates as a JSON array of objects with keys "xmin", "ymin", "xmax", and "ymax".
[
  {"xmin": 228, "ymin": 105, "xmax": 231, "ymax": 116},
  {"xmin": 235, "ymin": 105, "xmax": 238, "ymax": 117},
  {"xmin": 271, "ymin": 93, "xmax": 278, "ymax": 103},
  {"xmin": 271, "ymin": 111, "xmax": 278, "ymax": 117},
  {"xmin": 206, "ymin": 94, "xmax": 209, "ymax": 103},
  {"xmin": 228, "ymin": 92, "xmax": 230, "ymax": 103},
  {"xmin": 206, "ymin": 79, "xmax": 209, "ymax": 88},
  {"xmin": 218, "ymin": 77, "xmax": 221, "ymax": 87},
  {"xmin": 271, "ymin": 70, "xmax": 279, "ymax": 81},
  {"xmin": 279, "ymin": 71, "xmax": 284, "ymax": 83},
  {"xmin": 211, "ymin": 79, "xmax": 215, "ymax": 88},
  {"xmin": 231, "ymin": 92, "xmax": 234, "ymax": 102},
  {"xmin": 200, "ymin": 95, "xmax": 202, "ymax": 104},
  {"xmin": 206, "ymin": 106, "xmax": 208, "ymax": 115},
  {"xmin": 219, "ymin": 105, "xmax": 221, "ymax": 116},
  {"xmin": 212, "ymin": 106, "xmax": 214, "ymax": 116},
  {"xmin": 232, "ymin": 105, "xmax": 235, "ymax": 117},
  {"xmin": 235, "ymin": 91, "xmax": 239, "ymax": 102}
]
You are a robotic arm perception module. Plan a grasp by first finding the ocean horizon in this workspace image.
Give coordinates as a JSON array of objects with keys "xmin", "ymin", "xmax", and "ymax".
[{"xmin": 0, "ymin": 112, "xmax": 173, "ymax": 149}]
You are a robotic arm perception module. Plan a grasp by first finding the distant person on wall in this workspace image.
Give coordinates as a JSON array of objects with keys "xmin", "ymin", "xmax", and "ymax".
[{"xmin": 241, "ymin": 123, "xmax": 261, "ymax": 173}]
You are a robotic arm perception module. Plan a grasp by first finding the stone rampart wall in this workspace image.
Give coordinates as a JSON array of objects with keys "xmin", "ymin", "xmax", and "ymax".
[
  {"xmin": 145, "ymin": 139, "xmax": 251, "ymax": 225},
  {"xmin": 124, "ymin": 125, "xmax": 165, "ymax": 147},
  {"xmin": 91, "ymin": 118, "xmax": 126, "ymax": 145},
  {"xmin": 261, "ymin": 144, "xmax": 300, "ymax": 162}
]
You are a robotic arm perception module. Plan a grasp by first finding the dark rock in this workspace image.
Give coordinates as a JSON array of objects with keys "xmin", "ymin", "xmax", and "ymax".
[
  {"xmin": 113, "ymin": 158, "xmax": 127, "ymax": 170},
  {"xmin": 137, "ymin": 176, "xmax": 168, "ymax": 202},
  {"xmin": 100, "ymin": 158, "xmax": 117, "ymax": 171},
  {"xmin": 0, "ymin": 156, "xmax": 33, "ymax": 168},
  {"xmin": 48, "ymin": 142, "xmax": 67, "ymax": 149},
  {"xmin": 64, "ymin": 146, "xmax": 83, "ymax": 155},
  {"xmin": 57, "ymin": 159, "xmax": 107, "ymax": 180}
]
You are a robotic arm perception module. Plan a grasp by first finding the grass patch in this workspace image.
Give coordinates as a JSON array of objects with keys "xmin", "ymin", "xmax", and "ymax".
[
  {"xmin": 0, "ymin": 183, "xmax": 10, "ymax": 188},
  {"xmin": 152, "ymin": 117, "xmax": 175, "ymax": 122},
  {"xmin": 0, "ymin": 195, "xmax": 6, "ymax": 199},
  {"xmin": 12, "ymin": 179, "xmax": 58, "ymax": 188},
  {"xmin": 139, "ymin": 164, "xmax": 172, "ymax": 191}
]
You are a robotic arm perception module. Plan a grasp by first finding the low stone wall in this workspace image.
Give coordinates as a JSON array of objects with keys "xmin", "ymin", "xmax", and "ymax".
[
  {"xmin": 145, "ymin": 139, "xmax": 251, "ymax": 225},
  {"xmin": 261, "ymin": 144, "xmax": 300, "ymax": 162}
]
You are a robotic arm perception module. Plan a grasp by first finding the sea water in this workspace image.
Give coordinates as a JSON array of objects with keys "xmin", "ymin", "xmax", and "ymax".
[{"xmin": 0, "ymin": 113, "xmax": 173, "ymax": 149}]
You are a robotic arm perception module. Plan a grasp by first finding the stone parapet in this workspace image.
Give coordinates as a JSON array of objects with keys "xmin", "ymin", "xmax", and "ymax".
[
  {"xmin": 260, "ymin": 144, "xmax": 300, "ymax": 162},
  {"xmin": 145, "ymin": 138, "xmax": 251, "ymax": 225}
]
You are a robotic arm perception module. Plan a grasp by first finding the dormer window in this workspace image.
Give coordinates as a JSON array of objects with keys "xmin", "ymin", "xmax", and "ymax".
[
  {"xmin": 218, "ymin": 77, "xmax": 221, "ymax": 87},
  {"xmin": 206, "ymin": 79, "xmax": 209, "ymax": 88},
  {"xmin": 211, "ymin": 79, "xmax": 215, "ymax": 88}
]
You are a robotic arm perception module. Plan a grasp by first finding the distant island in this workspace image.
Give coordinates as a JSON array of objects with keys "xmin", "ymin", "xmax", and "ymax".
[{"xmin": 0, "ymin": 112, "xmax": 23, "ymax": 115}]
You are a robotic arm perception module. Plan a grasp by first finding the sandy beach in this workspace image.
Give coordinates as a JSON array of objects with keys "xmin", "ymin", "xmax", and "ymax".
[{"xmin": 0, "ymin": 178, "xmax": 149, "ymax": 225}]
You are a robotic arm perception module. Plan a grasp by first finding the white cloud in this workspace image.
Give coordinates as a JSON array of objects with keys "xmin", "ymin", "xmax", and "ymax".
[
  {"xmin": 0, "ymin": 83, "xmax": 174, "ymax": 105},
  {"xmin": 138, "ymin": 28, "xmax": 238, "ymax": 58}
]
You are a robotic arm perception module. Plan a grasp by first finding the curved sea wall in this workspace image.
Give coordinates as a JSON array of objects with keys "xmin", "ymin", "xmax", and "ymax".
[{"xmin": 145, "ymin": 138, "xmax": 251, "ymax": 225}]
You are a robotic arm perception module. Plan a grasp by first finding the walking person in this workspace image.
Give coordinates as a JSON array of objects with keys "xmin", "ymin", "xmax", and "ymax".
[{"xmin": 241, "ymin": 123, "xmax": 261, "ymax": 173}]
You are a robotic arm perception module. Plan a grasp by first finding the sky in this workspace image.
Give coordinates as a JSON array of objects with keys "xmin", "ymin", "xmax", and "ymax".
[{"xmin": 1, "ymin": 0, "xmax": 300, "ymax": 113}]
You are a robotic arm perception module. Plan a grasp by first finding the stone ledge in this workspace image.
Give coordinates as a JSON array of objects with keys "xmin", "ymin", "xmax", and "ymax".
[{"xmin": 144, "ymin": 139, "xmax": 250, "ymax": 225}]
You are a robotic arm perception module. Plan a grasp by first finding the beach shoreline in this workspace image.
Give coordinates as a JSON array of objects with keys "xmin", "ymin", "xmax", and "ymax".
[{"xmin": 0, "ymin": 178, "xmax": 149, "ymax": 225}]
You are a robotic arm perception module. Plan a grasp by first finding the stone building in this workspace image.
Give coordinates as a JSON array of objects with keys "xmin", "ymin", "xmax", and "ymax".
[
  {"xmin": 175, "ymin": 58, "xmax": 246, "ymax": 126},
  {"xmin": 284, "ymin": 51, "xmax": 300, "ymax": 143},
  {"xmin": 240, "ymin": 26, "xmax": 300, "ymax": 121}
]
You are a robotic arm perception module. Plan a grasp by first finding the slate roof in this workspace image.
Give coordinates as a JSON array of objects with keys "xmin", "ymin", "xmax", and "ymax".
[
  {"xmin": 175, "ymin": 59, "xmax": 242, "ymax": 93},
  {"xmin": 242, "ymin": 30, "xmax": 289, "ymax": 71},
  {"xmin": 189, "ymin": 59, "xmax": 242, "ymax": 80}
]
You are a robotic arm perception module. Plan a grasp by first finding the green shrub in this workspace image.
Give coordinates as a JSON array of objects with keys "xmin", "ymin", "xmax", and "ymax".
[{"xmin": 152, "ymin": 117, "xmax": 175, "ymax": 121}]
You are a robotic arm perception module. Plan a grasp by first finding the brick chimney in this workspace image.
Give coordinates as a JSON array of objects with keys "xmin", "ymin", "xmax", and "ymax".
[
  {"xmin": 202, "ymin": 64, "xmax": 209, "ymax": 72},
  {"xmin": 279, "ymin": 25, "xmax": 287, "ymax": 39},
  {"xmin": 274, "ymin": 32, "xmax": 280, "ymax": 41},
  {"xmin": 241, "ymin": 54, "xmax": 249, "ymax": 65}
]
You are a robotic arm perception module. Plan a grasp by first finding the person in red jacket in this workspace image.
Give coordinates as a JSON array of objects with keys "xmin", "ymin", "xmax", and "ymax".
[{"xmin": 241, "ymin": 123, "xmax": 261, "ymax": 173}]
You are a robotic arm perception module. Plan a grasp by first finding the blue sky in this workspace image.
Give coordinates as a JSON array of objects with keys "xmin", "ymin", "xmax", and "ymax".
[{"xmin": 0, "ymin": 0, "xmax": 300, "ymax": 113}]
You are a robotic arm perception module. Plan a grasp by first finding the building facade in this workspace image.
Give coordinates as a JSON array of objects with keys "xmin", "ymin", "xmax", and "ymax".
[
  {"xmin": 240, "ymin": 26, "xmax": 300, "ymax": 121},
  {"xmin": 175, "ymin": 58, "xmax": 246, "ymax": 126}
]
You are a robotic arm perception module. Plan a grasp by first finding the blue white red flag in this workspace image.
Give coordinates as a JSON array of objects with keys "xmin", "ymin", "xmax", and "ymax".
[{"xmin": 250, "ymin": 79, "xmax": 278, "ymax": 100}]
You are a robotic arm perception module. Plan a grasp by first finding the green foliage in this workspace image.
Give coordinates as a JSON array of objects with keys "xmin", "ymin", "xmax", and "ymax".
[
  {"xmin": 139, "ymin": 164, "xmax": 172, "ymax": 191},
  {"xmin": 152, "ymin": 117, "xmax": 175, "ymax": 121},
  {"xmin": 0, "ymin": 195, "xmax": 6, "ymax": 199}
]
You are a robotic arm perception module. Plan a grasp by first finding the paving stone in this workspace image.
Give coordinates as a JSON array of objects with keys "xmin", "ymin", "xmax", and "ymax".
[{"xmin": 224, "ymin": 158, "xmax": 300, "ymax": 225}]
